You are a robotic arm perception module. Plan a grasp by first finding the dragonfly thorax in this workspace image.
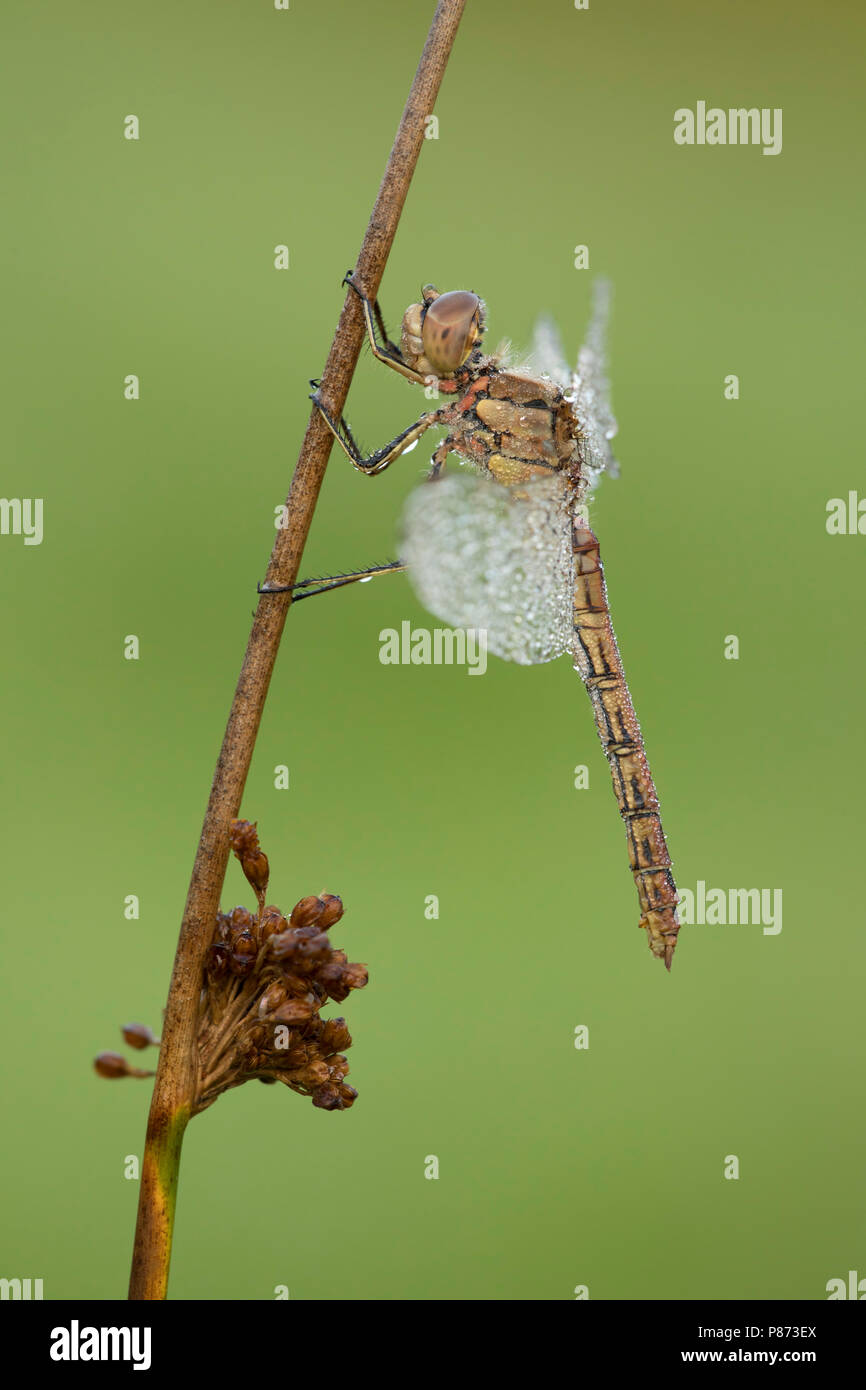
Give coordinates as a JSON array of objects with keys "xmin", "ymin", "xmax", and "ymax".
[{"xmin": 400, "ymin": 286, "xmax": 485, "ymax": 382}]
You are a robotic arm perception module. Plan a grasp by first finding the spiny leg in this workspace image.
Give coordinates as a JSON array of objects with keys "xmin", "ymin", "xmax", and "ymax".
[
  {"xmin": 343, "ymin": 270, "xmax": 429, "ymax": 386},
  {"xmin": 370, "ymin": 291, "xmax": 402, "ymax": 360},
  {"xmin": 310, "ymin": 379, "xmax": 447, "ymax": 477},
  {"xmin": 429, "ymin": 435, "xmax": 454, "ymax": 480},
  {"xmin": 571, "ymin": 518, "xmax": 681, "ymax": 969},
  {"xmin": 260, "ymin": 560, "xmax": 407, "ymax": 600}
]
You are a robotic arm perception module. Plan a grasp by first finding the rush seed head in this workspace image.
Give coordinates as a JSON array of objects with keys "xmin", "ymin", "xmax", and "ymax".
[{"xmin": 95, "ymin": 820, "xmax": 368, "ymax": 1117}]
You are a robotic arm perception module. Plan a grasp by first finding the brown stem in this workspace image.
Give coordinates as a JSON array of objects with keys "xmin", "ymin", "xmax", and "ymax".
[{"xmin": 127, "ymin": 0, "xmax": 467, "ymax": 1301}]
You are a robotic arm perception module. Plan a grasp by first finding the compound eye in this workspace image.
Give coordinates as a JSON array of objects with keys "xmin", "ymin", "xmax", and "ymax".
[{"xmin": 421, "ymin": 291, "xmax": 482, "ymax": 374}]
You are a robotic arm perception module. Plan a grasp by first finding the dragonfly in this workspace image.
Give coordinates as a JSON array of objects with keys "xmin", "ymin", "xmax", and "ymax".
[{"xmin": 266, "ymin": 273, "xmax": 681, "ymax": 969}]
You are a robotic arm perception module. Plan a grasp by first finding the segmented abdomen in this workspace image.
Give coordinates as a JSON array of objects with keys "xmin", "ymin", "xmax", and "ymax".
[{"xmin": 571, "ymin": 520, "xmax": 680, "ymax": 968}]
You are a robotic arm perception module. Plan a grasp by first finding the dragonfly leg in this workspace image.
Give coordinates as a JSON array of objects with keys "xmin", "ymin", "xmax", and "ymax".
[
  {"xmin": 428, "ymin": 436, "xmax": 454, "ymax": 480},
  {"xmin": 259, "ymin": 560, "xmax": 407, "ymax": 600},
  {"xmin": 343, "ymin": 270, "xmax": 429, "ymax": 386},
  {"xmin": 369, "ymin": 288, "xmax": 403, "ymax": 360},
  {"xmin": 310, "ymin": 383, "xmax": 447, "ymax": 477},
  {"xmin": 571, "ymin": 519, "xmax": 681, "ymax": 969}
]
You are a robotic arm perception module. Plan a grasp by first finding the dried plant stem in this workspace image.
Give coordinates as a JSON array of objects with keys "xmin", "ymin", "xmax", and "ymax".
[{"xmin": 127, "ymin": 0, "xmax": 466, "ymax": 1301}]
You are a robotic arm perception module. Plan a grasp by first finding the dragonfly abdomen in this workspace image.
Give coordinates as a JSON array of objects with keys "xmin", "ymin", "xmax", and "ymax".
[{"xmin": 571, "ymin": 521, "xmax": 681, "ymax": 968}]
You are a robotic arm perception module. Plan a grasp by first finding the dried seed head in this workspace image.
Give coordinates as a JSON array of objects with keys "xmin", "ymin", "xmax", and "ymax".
[{"xmin": 186, "ymin": 819, "xmax": 368, "ymax": 1115}]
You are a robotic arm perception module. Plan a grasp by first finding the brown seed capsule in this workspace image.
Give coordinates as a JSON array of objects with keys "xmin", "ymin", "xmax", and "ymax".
[
  {"xmin": 290, "ymin": 896, "xmax": 325, "ymax": 929},
  {"xmin": 229, "ymin": 930, "xmax": 258, "ymax": 977},
  {"xmin": 342, "ymin": 962, "xmax": 369, "ymax": 991},
  {"xmin": 229, "ymin": 819, "xmax": 257, "ymax": 852},
  {"xmin": 294, "ymin": 933, "xmax": 331, "ymax": 971},
  {"xmin": 318, "ymin": 956, "xmax": 366, "ymax": 1003},
  {"xmin": 121, "ymin": 1023, "xmax": 159, "ymax": 1050},
  {"xmin": 339, "ymin": 1084, "xmax": 358, "ymax": 1108},
  {"xmin": 229, "ymin": 820, "xmax": 269, "ymax": 895},
  {"xmin": 327, "ymin": 1054, "xmax": 350, "ymax": 1083},
  {"xmin": 228, "ymin": 905, "xmax": 255, "ymax": 931},
  {"xmin": 293, "ymin": 1059, "xmax": 330, "ymax": 1088},
  {"xmin": 319, "ymin": 1018, "xmax": 352, "ymax": 1053},
  {"xmin": 318, "ymin": 965, "xmax": 351, "ymax": 1003},
  {"xmin": 94, "ymin": 1051, "xmax": 128, "ymax": 1079},
  {"xmin": 246, "ymin": 850, "xmax": 270, "ymax": 893},
  {"xmin": 236, "ymin": 1022, "xmax": 269, "ymax": 1058},
  {"xmin": 258, "ymin": 907, "xmax": 288, "ymax": 942},
  {"xmin": 207, "ymin": 941, "xmax": 231, "ymax": 977},
  {"xmin": 214, "ymin": 911, "xmax": 233, "ymax": 943},
  {"xmin": 279, "ymin": 971, "xmax": 311, "ymax": 996},
  {"xmin": 272, "ymin": 995, "xmax": 317, "ymax": 1025},
  {"xmin": 269, "ymin": 929, "xmax": 300, "ymax": 962},
  {"xmin": 311, "ymin": 1084, "xmax": 344, "ymax": 1111},
  {"xmin": 94, "ymin": 1052, "xmax": 153, "ymax": 1080},
  {"xmin": 257, "ymin": 982, "xmax": 288, "ymax": 1017},
  {"xmin": 317, "ymin": 894, "xmax": 344, "ymax": 929}
]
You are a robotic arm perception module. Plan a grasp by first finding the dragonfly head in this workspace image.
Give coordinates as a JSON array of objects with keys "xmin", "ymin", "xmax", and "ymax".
[{"xmin": 401, "ymin": 287, "xmax": 485, "ymax": 381}]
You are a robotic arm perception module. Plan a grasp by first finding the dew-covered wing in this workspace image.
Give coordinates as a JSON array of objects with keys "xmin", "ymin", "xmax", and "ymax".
[
  {"xmin": 528, "ymin": 315, "xmax": 571, "ymax": 389},
  {"xmin": 400, "ymin": 471, "xmax": 574, "ymax": 666},
  {"xmin": 573, "ymin": 278, "xmax": 619, "ymax": 486}
]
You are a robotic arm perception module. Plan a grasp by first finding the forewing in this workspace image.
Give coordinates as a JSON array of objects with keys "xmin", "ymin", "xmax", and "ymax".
[
  {"xmin": 400, "ymin": 471, "xmax": 574, "ymax": 666},
  {"xmin": 528, "ymin": 315, "xmax": 571, "ymax": 389},
  {"xmin": 573, "ymin": 277, "xmax": 619, "ymax": 485}
]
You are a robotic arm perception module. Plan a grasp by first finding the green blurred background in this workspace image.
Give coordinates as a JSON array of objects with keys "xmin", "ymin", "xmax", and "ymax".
[{"xmin": 2, "ymin": 0, "xmax": 863, "ymax": 1300}]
